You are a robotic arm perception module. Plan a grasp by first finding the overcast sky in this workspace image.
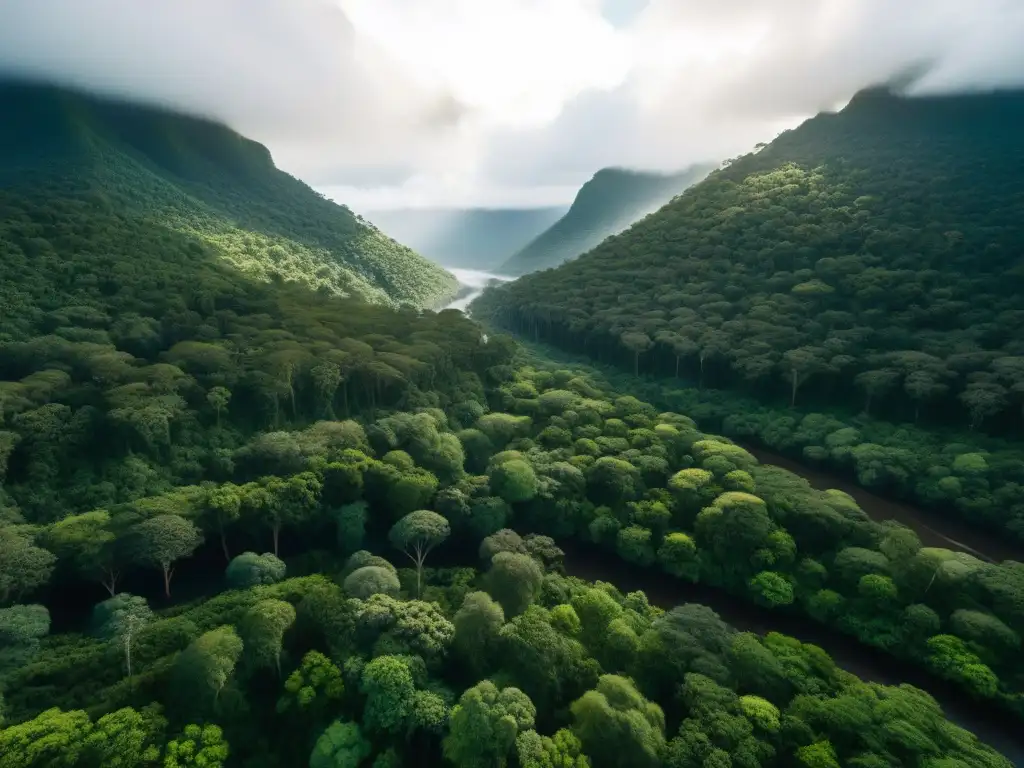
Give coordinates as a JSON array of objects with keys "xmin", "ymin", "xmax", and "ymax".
[{"xmin": 2, "ymin": 0, "xmax": 1023, "ymax": 209}]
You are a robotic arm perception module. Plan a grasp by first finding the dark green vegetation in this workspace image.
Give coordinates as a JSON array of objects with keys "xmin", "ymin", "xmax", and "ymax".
[
  {"xmin": 3, "ymin": 80, "xmax": 1024, "ymax": 768},
  {"xmin": 364, "ymin": 207, "xmax": 567, "ymax": 271},
  {"xmin": 4, "ymin": 333, "xmax": 1024, "ymax": 765},
  {"xmin": 512, "ymin": 341, "xmax": 1024, "ymax": 556},
  {"xmin": 475, "ymin": 87, "xmax": 1024, "ymax": 539},
  {"xmin": 0, "ymin": 80, "xmax": 458, "ymax": 308},
  {"xmin": 499, "ymin": 165, "xmax": 714, "ymax": 275}
]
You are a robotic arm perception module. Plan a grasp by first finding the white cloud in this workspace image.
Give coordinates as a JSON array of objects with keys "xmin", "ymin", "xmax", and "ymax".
[
  {"xmin": 2, "ymin": 0, "xmax": 1024, "ymax": 208},
  {"xmin": 341, "ymin": 0, "xmax": 629, "ymax": 129}
]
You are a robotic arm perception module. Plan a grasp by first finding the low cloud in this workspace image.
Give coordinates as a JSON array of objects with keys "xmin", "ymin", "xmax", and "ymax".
[
  {"xmin": 2, "ymin": 0, "xmax": 1023, "ymax": 208},
  {"xmin": 0, "ymin": 0, "xmax": 466, "ymax": 182}
]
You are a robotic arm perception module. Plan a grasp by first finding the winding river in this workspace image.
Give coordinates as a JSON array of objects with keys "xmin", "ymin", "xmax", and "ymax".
[{"xmin": 442, "ymin": 267, "xmax": 513, "ymax": 312}]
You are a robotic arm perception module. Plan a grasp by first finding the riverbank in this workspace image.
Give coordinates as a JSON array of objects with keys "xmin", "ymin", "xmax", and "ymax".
[{"xmin": 741, "ymin": 443, "xmax": 1013, "ymax": 563}]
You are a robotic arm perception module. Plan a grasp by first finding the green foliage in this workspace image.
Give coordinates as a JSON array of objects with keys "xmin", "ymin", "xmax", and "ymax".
[
  {"xmin": 486, "ymin": 551, "xmax": 545, "ymax": 618},
  {"xmin": 0, "ymin": 104, "xmax": 1022, "ymax": 768},
  {"xmin": 749, "ymin": 571, "xmax": 795, "ymax": 608},
  {"xmin": 516, "ymin": 728, "xmax": 592, "ymax": 768},
  {"xmin": 225, "ymin": 552, "xmax": 286, "ymax": 590},
  {"xmin": 443, "ymin": 680, "xmax": 536, "ymax": 768},
  {"xmin": 239, "ymin": 599, "xmax": 295, "ymax": 676},
  {"xmin": 334, "ymin": 502, "xmax": 368, "ymax": 555},
  {"xmin": 163, "ymin": 723, "xmax": 229, "ymax": 768},
  {"xmin": 489, "ymin": 458, "xmax": 539, "ymax": 503},
  {"xmin": 309, "ymin": 720, "xmax": 371, "ymax": 768},
  {"xmin": 343, "ymin": 566, "xmax": 400, "ymax": 600},
  {"xmin": 657, "ymin": 532, "xmax": 700, "ymax": 582},
  {"xmin": 359, "ymin": 655, "xmax": 418, "ymax": 736},
  {"xmin": 796, "ymin": 740, "xmax": 840, "ymax": 768},
  {"xmin": 277, "ymin": 651, "xmax": 345, "ymax": 721},
  {"xmin": 171, "ymin": 626, "xmax": 244, "ymax": 712},
  {"xmin": 0, "ymin": 707, "xmax": 92, "ymax": 768},
  {"xmin": 0, "ymin": 527, "xmax": 56, "ymax": 605},
  {"xmin": 570, "ymin": 675, "xmax": 665, "ymax": 768},
  {"xmin": 2, "ymin": 82, "xmax": 456, "ymax": 310},
  {"xmin": 125, "ymin": 515, "xmax": 203, "ymax": 597},
  {"xmin": 353, "ymin": 594, "xmax": 454, "ymax": 663},
  {"xmin": 453, "ymin": 591, "xmax": 505, "ymax": 677}
]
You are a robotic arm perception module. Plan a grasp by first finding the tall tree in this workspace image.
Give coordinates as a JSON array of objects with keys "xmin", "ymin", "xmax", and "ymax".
[
  {"xmin": 43, "ymin": 510, "xmax": 122, "ymax": 596},
  {"xmin": 239, "ymin": 599, "xmax": 296, "ymax": 677},
  {"xmin": 92, "ymin": 593, "xmax": 153, "ymax": 678},
  {"xmin": 781, "ymin": 347, "xmax": 827, "ymax": 407},
  {"xmin": 620, "ymin": 332, "xmax": 653, "ymax": 377},
  {"xmin": 388, "ymin": 510, "xmax": 450, "ymax": 597},
  {"xmin": 125, "ymin": 515, "xmax": 203, "ymax": 598},
  {"xmin": 453, "ymin": 591, "xmax": 505, "ymax": 677},
  {"xmin": 172, "ymin": 627, "xmax": 244, "ymax": 710},
  {"xmin": 202, "ymin": 485, "xmax": 242, "ymax": 563}
]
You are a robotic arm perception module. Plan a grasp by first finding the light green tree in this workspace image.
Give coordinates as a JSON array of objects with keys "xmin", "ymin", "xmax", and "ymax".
[
  {"xmin": 163, "ymin": 724, "xmax": 229, "ymax": 768},
  {"xmin": 443, "ymin": 680, "xmax": 536, "ymax": 768}
]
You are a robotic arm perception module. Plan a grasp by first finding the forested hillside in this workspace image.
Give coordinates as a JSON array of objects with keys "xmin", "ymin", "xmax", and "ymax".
[
  {"xmin": 365, "ymin": 207, "xmax": 566, "ymax": 270},
  {"xmin": 476, "ymin": 88, "xmax": 1024, "ymax": 435},
  {"xmin": 499, "ymin": 165, "xmax": 714, "ymax": 275},
  {"xmin": 0, "ymin": 80, "xmax": 458, "ymax": 308}
]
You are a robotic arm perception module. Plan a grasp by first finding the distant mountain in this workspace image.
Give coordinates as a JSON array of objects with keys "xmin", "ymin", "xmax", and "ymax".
[
  {"xmin": 363, "ymin": 207, "xmax": 567, "ymax": 271},
  {"xmin": 499, "ymin": 165, "xmax": 715, "ymax": 275},
  {"xmin": 0, "ymin": 79, "xmax": 458, "ymax": 308}
]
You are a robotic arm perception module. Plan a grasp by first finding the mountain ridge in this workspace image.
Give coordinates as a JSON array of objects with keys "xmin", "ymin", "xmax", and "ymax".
[{"xmin": 499, "ymin": 163, "xmax": 716, "ymax": 275}]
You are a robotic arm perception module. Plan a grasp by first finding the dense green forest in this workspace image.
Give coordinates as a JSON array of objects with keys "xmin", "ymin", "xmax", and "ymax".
[
  {"xmin": 5, "ymin": 346, "xmax": 1024, "ymax": 767},
  {"xmin": 476, "ymin": 87, "xmax": 1024, "ymax": 432},
  {"xmin": 364, "ymin": 208, "xmax": 566, "ymax": 271},
  {"xmin": 500, "ymin": 165, "xmax": 714, "ymax": 275},
  {"xmin": 508, "ymin": 341, "xmax": 1024, "ymax": 548},
  {"xmin": 0, "ymin": 80, "xmax": 458, "ymax": 308},
  {"xmin": 3, "ymin": 80, "xmax": 1024, "ymax": 768}
]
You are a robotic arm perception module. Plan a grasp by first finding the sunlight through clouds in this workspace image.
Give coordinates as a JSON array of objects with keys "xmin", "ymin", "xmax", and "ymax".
[{"xmin": 340, "ymin": 0, "xmax": 630, "ymax": 129}]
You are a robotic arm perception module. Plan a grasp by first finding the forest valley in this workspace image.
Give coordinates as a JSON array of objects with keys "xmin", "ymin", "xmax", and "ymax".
[{"xmin": 1, "ymin": 80, "xmax": 1024, "ymax": 768}]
